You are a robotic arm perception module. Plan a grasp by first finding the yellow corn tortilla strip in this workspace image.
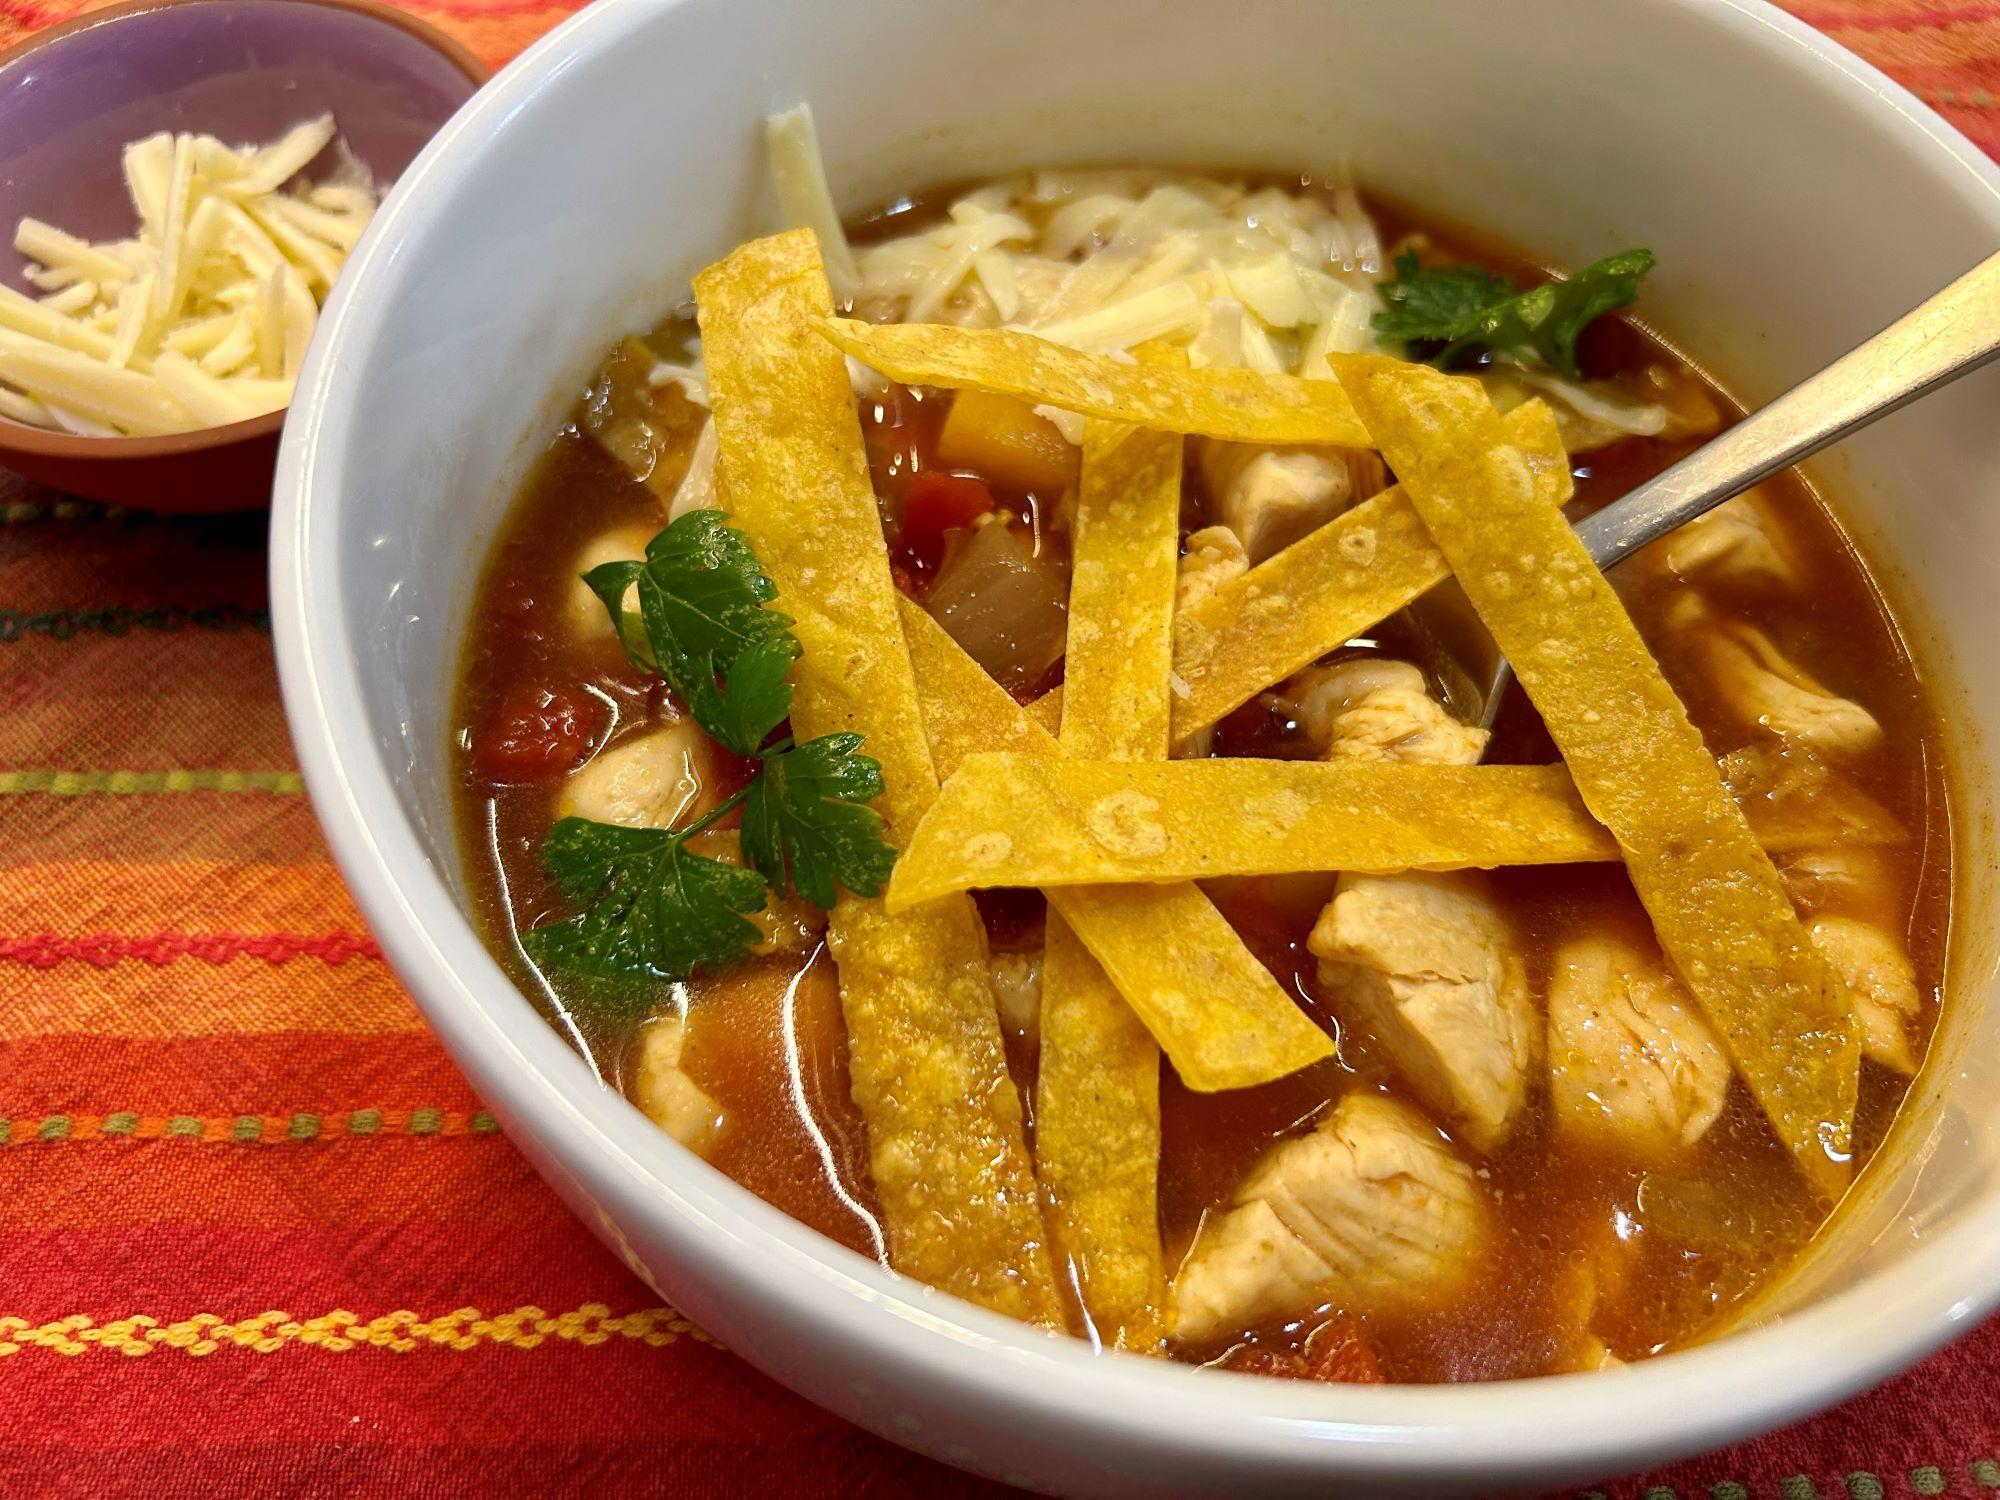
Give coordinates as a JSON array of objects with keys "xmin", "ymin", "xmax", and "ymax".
[
  {"xmin": 1038, "ymin": 918, "xmax": 1166, "ymax": 1349},
  {"xmin": 694, "ymin": 229, "xmax": 1060, "ymax": 1322},
  {"xmin": 1336, "ymin": 356, "xmax": 1857, "ymax": 1199},
  {"xmin": 1026, "ymin": 400, "xmax": 1570, "ymax": 743},
  {"xmin": 1036, "ymin": 414, "xmax": 1179, "ymax": 1352},
  {"xmin": 1061, "ymin": 418, "xmax": 1181, "ymax": 762},
  {"xmin": 900, "ymin": 598, "xmax": 1334, "ymax": 1092},
  {"xmin": 889, "ymin": 754, "xmax": 1617, "ymax": 903},
  {"xmin": 814, "ymin": 315, "xmax": 1371, "ymax": 447}
]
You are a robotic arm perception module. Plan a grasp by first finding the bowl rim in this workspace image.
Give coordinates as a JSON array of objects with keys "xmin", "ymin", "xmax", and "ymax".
[
  {"xmin": 271, "ymin": 0, "xmax": 2000, "ymax": 1482},
  {"xmin": 0, "ymin": 0, "xmax": 489, "ymax": 460}
]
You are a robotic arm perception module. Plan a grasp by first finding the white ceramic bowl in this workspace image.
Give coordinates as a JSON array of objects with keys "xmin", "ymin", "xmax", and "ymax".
[{"xmin": 271, "ymin": 1, "xmax": 2000, "ymax": 1493}]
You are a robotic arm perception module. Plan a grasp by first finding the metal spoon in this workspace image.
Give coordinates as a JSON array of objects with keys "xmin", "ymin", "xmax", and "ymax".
[{"xmin": 1474, "ymin": 247, "xmax": 2000, "ymax": 735}]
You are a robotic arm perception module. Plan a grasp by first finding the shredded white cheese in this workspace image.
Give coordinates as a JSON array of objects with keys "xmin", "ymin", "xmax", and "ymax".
[
  {"xmin": 764, "ymin": 104, "xmax": 860, "ymax": 303},
  {"xmin": 0, "ymin": 115, "xmax": 377, "ymax": 437}
]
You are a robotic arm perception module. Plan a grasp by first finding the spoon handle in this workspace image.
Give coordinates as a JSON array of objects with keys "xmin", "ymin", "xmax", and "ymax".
[{"xmin": 1574, "ymin": 247, "xmax": 2000, "ymax": 571}]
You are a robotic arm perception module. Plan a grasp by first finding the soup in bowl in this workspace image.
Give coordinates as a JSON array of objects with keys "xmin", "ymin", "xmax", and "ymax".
[{"xmin": 271, "ymin": 0, "xmax": 2000, "ymax": 1493}]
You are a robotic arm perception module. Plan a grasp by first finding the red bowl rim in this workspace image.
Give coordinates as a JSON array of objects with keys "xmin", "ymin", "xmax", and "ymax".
[{"xmin": 0, "ymin": 0, "xmax": 490, "ymax": 462}]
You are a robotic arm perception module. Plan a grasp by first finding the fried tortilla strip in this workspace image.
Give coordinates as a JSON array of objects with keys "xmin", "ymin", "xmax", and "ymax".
[
  {"xmin": 695, "ymin": 229, "xmax": 1060, "ymax": 1322},
  {"xmin": 900, "ymin": 598, "xmax": 1334, "ymax": 1092},
  {"xmin": 889, "ymin": 755, "xmax": 1617, "ymax": 902},
  {"xmin": 814, "ymin": 315, "xmax": 1371, "ymax": 447},
  {"xmin": 1027, "ymin": 401, "xmax": 1570, "ymax": 742},
  {"xmin": 1336, "ymin": 356, "xmax": 1857, "ymax": 1199},
  {"xmin": 1038, "ymin": 415, "xmax": 1179, "ymax": 1352}
]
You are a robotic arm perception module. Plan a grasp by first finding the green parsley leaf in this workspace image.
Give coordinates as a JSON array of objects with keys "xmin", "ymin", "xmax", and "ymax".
[
  {"xmin": 740, "ymin": 732, "xmax": 898, "ymax": 909},
  {"xmin": 542, "ymin": 513, "xmax": 900, "ymax": 990},
  {"xmin": 524, "ymin": 816, "xmax": 769, "ymax": 981},
  {"xmin": 588, "ymin": 511, "xmax": 800, "ymax": 755},
  {"xmin": 1373, "ymin": 247, "xmax": 1654, "ymax": 378}
]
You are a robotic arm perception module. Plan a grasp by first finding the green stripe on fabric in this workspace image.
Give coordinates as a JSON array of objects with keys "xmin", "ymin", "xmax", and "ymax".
[
  {"xmin": 0, "ymin": 605, "xmax": 270, "ymax": 642},
  {"xmin": 1846, "ymin": 1473, "xmax": 1884, "ymax": 1500},
  {"xmin": 1972, "ymin": 1459, "xmax": 2000, "ymax": 1489},
  {"xmin": 0, "ymin": 769, "xmax": 303, "ymax": 795},
  {"xmin": 1911, "ymin": 1469, "xmax": 1946, "ymax": 1496}
]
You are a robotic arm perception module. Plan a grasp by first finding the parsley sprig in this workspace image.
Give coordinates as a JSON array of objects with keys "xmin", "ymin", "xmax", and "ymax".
[
  {"xmin": 1372, "ymin": 247, "xmax": 1654, "ymax": 379},
  {"xmin": 523, "ymin": 512, "xmax": 897, "ymax": 983}
]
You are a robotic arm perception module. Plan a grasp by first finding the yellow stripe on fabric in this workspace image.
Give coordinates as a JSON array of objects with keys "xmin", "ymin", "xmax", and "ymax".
[
  {"xmin": 0, "ymin": 769, "xmax": 302, "ymax": 795},
  {"xmin": 0, "ymin": 1303, "xmax": 714, "ymax": 1358}
]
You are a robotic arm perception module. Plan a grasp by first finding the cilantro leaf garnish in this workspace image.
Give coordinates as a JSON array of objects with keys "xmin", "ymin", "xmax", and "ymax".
[
  {"xmin": 585, "ymin": 509, "xmax": 798, "ymax": 756},
  {"xmin": 527, "ymin": 511, "xmax": 899, "ymax": 990},
  {"xmin": 741, "ymin": 732, "xmax": 898, "ymax": 909},
  {"xmin": 1373, "ymin": 247, "xmax": 1654, "ymax": 378},
  {"xmin": 524, "ymin": 817, "xmax": 770, "ymax": 980}
]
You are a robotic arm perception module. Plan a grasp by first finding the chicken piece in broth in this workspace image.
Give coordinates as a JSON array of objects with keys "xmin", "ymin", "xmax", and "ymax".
[
  {"xmin": 1171, "ymin": 1094, "xmax": 1484, "ymax": 1345},
  {"xmin": 1547, "ymin": 933, "xmax": 1732, "ymax": 1160},
  {"xmin": 1195, "ymin": 442, "xmax": 1384, "ymax": 563},
  {"xmin": 1176, "ymin": 525, "xmax": 1249, "ymax": 615},
  {"xmin": 1810, "ymin": 916, "xmax": 1923, "ymax": 1074},
  {"xmin": 629, "ymin": 1014, "xmax": 725, "ymax": 1154},
  {"xmin": 1649, "ymin": 493, "xmax": 1800, "ymax": 596},
  {"xmin": 1309, "ymin": 871, "xmax": 1537, "ymax": 1153},
  {"xmin": 557, "ymin": 721, "xmax": 711, "ymax": 828},
  {"xmin": 564, "ymin": 522, "xmax": 656, "ymax": 641},
  {"xmin": 989, "ymin": 949, "xmax": 1044, "ymax": 1039},
  {"xmin": 1285, "ymin": 658, "xmax": 1489, "ymax": 766},
  {"xmin": 1682, "ymin": 605, "xmax": 1884, "ymax": 755}
]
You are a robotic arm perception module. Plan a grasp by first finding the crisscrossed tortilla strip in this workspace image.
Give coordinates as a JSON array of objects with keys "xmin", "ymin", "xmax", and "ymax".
[
  {"xmin": 694, "ymin": 230, "xmax": 1060, "ymax": 1321},
  {"xmin": 1025, "ymin": 400, "xmax": 1570, "ymax": 742},
  {"xmin": 900, "ymin": 598, "xmax": 1334, "ymax": 1092},
  {"xmin": 1037, "ymin": 414, "xmax": 1180, "ymax": 1352},
  {"xmin": 814, "ymin": 316, "xmax": 1371, "ymax": 446},
  {"xmin": 889, "ymin": 754, "xmax": 1617, "ymax": 903},
  {"xmin": 1336, "ymin": 356, "xmax": 1858, "ymax": 1199}
]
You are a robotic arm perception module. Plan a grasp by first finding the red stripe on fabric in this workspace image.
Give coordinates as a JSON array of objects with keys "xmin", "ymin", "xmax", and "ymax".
[
  {"xmin": 0, "ymin": 1135, "xmax": 575, "ymax": 1229},
  {"xmin": 0, "ymin": 1219, "xmax": 648, "ymax": 1312},
  {"xmin": 1787, "ymin": 2, "xmax": 2000, "ymax": 31},
  {"xmin": 0, "ymin": 932, "xmax": 380, "ymax": 968},
  {"xmin": 0, "ymin": 1033, "xmax": 481, "ymax": 1116},
  {"xmin": 0, "ymin": 1437, "xmax": 1008, "ymax": 1500}
]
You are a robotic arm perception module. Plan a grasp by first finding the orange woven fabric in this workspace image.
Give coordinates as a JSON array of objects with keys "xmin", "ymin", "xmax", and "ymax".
[{"xmin": 0, "ymin": 3, "xmax": 1996, "ymax": 1497}]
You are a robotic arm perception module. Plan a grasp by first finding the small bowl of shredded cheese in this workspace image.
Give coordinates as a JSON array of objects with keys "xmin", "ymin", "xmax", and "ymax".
[{"xmin": 0, "ymin": 0, "xmax": 486, "ymax": 510}]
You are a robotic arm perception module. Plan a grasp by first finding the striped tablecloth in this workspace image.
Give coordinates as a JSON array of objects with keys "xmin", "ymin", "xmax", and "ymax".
[{"xmin": 1, "ymin": 2, "xmax": 1997, "ymax": 1495}]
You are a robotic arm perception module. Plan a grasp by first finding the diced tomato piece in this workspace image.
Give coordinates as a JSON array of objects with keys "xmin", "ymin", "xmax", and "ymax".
[
  {"xmin": 1219, "ymin": 1318, "xmax": 1385, "ymax": 1384},
  {"xmin": 470, "ymin": 683, "xmax": 605, "ymax": 785},
  {"xmin": 898, "ymin": 471, "xmax": 998, "ymax": 571}
]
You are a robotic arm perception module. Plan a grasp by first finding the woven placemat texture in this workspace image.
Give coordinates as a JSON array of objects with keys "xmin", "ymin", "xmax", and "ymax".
[{"xmin": 1, "ymin": 2, "xmax": 1996, "ymax": 1495}]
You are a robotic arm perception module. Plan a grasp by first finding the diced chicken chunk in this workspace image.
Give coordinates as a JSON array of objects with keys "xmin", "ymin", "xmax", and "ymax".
[
  {"xmin": 558, "ymin": 721, "xmax": 711, "ymax": 829},
  {"xmin": 1308, "ymin": 872, "xmax": 1536, "ymax": 1152},
  {"xmin": 564, "ymin": 522, "xmax": 656, "ymax": 640},
  {"xmin": 989, "ymin": 950, "xmax": 1043, "ymax": 1038},
  {"xmin": 1776, "ymin": 847, "xmax": 1899, "ymax": 915},
  {"xmin": 1286, "ymin": 658, "xmax": 1488, "ymax": 766},
  {"xmin": 629, "ymin": 1014, "xmax": 724, "ymax": 1154},
  {"xmin": 1197, "ymin": 442, "xmax": 1383, "ymax": 563},
  {"xmin": 1719, "ymin": 744, "xmax": 1906, "ymax": 851},
  {"xmin": 1692, "ymin": 613, "xmax": 1883, "ymax": 755},
  {"xmin": 1547, "ymin": 934, "xmax": 1731, "ymax": 1159},
  {"xmin": 1177, "ymin": 525, "xmax": 1249, "ymax": 615},
  {"xmin": 1811, "ymin": 916, "xmax": 1922, "ymax": 1074},
  {"xmin": 1651, "ymin": 493, "xmax": 1799, "ymax": 594},
  {"xmin": 1171, "ymin": 1094, "xmax": 1483, "ymax": 1344}
]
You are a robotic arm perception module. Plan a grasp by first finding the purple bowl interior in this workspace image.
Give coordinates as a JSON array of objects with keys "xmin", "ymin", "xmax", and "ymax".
[{"xmin": 0, "ymin": 0, "xmax": 479, "ymax": 294}]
